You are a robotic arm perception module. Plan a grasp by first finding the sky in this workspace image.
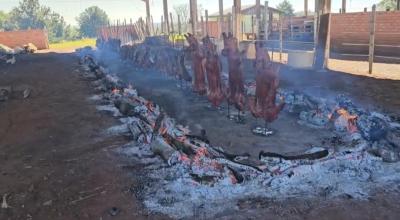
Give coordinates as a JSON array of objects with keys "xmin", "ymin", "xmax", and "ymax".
[{"xmin": 0, "ymin": 0, "xmax": 381, "ymax": 26}]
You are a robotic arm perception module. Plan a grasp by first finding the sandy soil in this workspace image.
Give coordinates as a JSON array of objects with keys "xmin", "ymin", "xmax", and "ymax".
[
  {"xmin": 0, "ymin": 53, "xmax": 166, "ymax": 220},
  {"xmin": 268, "ymin": 51, "xmax": 400, "ymax": 80}
]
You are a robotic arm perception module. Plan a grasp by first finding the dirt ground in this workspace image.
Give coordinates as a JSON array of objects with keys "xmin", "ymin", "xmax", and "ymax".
[
  {"xmin": 1, "ymin": 51, "xmax": 400, "ymax": 220},
  {"xmin": 0, "ymin": 53, "xmax": 166, "ymax": 220}
]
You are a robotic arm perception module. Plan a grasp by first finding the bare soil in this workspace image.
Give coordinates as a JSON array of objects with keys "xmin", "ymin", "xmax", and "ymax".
[{"xmin": 0, "ymin": 53, "xmax": 166, "ymax": 220}]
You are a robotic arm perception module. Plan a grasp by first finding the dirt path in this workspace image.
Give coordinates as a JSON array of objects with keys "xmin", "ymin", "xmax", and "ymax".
[{"xmin": 0, "ymin": 53, "xmax": 166, "ymax": 220}]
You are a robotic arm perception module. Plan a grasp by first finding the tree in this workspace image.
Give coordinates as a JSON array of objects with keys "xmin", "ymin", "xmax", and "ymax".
[
  {"xmin": 173, "ymin": 4, "xmax": 189, "ymax": 32},
  {"xmin": 77, "ymin": 6, "xmax": 109, "ymax": 38},
  {"xmin": 0, "ymin": 11, "xmax": 8, "ymax": 30},
  {"xmin": 277, "ymin": 0, "xmax": 294, "ymax": 16},
  {"xmin": 6, "ymin": 0, "xmax": 68, "ymax": 42},
  {"xmin": 378, "ymin": 0, "xmax": 397, "ymax": 11}
]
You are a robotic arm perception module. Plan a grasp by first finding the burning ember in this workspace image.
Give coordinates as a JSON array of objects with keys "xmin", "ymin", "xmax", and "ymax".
[
  {"xmin": 335, "ymin": 108, "xmax": 358, "ymax": 133},
  {"xmin": 79, "ymin": 45, "xmax": 400, "ymax": 219}
]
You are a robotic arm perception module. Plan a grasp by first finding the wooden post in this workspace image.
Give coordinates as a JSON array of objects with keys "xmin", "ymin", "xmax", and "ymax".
[
  {"xmin": 190, "ymin": 0, "xmax": 198, "ymax": 35},
  {"xmin": 324, "ymin": 13, "xmax": 331, "ymax": 69},
  {"xmin": 233, "ymin": 0, "xmax": 242, "ymax": 40},
  {"xmin": 163, "ymin": 0, "xmax": 170, "ymax": 34},
  {"xmin": 264, "ymin": 1, "xmax": 269, "ymax": 40},
  {"xmin": 397, "ymin": 0, "xmax": 399, "ymax": 10},
  {"xmin": 290, "ymin": 16, "xmax": 293, "ymax": 40},
  {"xmin": 255, "ymin": 0, "xmax": 261, "ymax": 38},
  {"xmin": 342, "ymin": 0, "xmax": 346, "ymax": 13},
  {"xmin": 142, "ymin": 0, "xmax": 151, "ymax": 35},
  {"xmin": 251, "ymin": 15, "xmax": 255, "ymax": 36},
  {"xmin": 201, "ymin": 15, "xmax": 205, "ymax": 36},
  {"xmin": 314, "ymin": 0, "xmax": 320, "ymax": 50},
  {"xmin": 161, "ymin": 16, "xmax": 164, "ymax": 33},
  {"xmin": 178, "ymin": 15, "xmax": 182, "ymax": 34},
  {"xmin": 227, "ymin": 13, "xmax": 232, "ymax": 33},
  {"xmin": 279, "ymin": 13, "xmax": 283, "ymax": 62},
  {"xmin": 170, "ymin": 12, "xmax": 175, "ymax": 33},
  {"xmin": 151, "ymin": 16, "xmax": 155, "ymax": 35},
  {"xmin": 205, "ymin": 10, "xmax": 209, "ymax": 36},
  {"xmin": 219, "ymin": 0, "xmax": 224, "ymax": 37},
  {"xmin": 369, "ymin": 5, "xmax": 376, "ymax": 74},
  {"xmin": 232, "ymin": 6, "xmax": 236, "ymax": 36},
  {"xmin": 304, "ymin": 0, "xmax": 308, "ymax": 16}
]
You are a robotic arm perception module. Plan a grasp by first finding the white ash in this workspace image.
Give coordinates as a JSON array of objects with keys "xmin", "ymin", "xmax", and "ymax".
[
  {"xmin": 79, "ymin": 51, "xmax": 400, "ymax": 219},
  {"xmin": 96, "ymin": 105, "xmax": 122, "ymax": 117}
]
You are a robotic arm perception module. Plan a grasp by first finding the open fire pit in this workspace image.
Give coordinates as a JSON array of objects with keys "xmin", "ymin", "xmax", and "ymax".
[{"xmin": 76, "ymin": 42, "xmax": 400, "ymax": 219}]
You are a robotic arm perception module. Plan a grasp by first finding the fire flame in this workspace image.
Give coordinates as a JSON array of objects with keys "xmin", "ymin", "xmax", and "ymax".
[
  {"xmin": 111, "ymin": 88, "xmax": 120, "ymax": 94},
  {"xmin": 337, "ymin": 108, "xmax": 358, "ymax": 133}
]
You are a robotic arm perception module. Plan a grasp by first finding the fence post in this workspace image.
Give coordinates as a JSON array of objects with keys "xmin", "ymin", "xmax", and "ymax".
[
  {"xmin": 227, "ymin": 13, "xmax": 232, "ymax": 33},
  {"xmin": 368, "ymin": 4, "xmax": 376, "ymax": 74},
  {"xmin": 255, "ymin": 0, "xmax": 260, "ymax": 37},
  {"xmin": 201, "ymin": 15, "xmax": 205, "ymax": 37},
  {"xmin": 219, "ymin": 0, "xmax": 224, "ymax": 37},
  {"xmin": 170, "ymin": 12, "xmax": 175, "ymax": 34},
  {"xmin": 190, "ymin": 0, "xmax": 198, "ymax": 35},
  {"xmin": 163, "ymin": 0, "xmax": 170, "ymax": 34},
  {"xmin": 205, "ymin": 10, "xmax": 209, "ymax": 36},
  {"xmin": 151, "ymin": 16, "xmax": 155, "ymax": 35},
  {"xmin": 178, "ymin": 15, "xmax": 182, "ymax": 35},
  {"xmin": 264, "ymin": 1, "xmax": 269, "ymax": 40},
  {"xmin": 324, "ymin": 13, "xmax": 331, "ymax": 69},
  {"xmin": 279, "ymin": 13, "xmax": 283, "ymax": 63}
]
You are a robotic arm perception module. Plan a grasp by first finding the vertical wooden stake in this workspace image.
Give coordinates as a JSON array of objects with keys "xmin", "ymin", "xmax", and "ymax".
[
  {"xmin": 227, "ymin": 13, "xmax": 232, "ymax": 34},
  {"xmin": 251, "ymin": 15, "xmax": 255, "ymax": 36},
  {"xmin": 233, "ymin": 0, "xmax": 242, "ymax": 40},
  {"xmin": 342, "ymin": 0, "xmax": 346, "ymax": 13},
  {"xmin": 163, "ymin": 0, "xmax": 170, "ymax": 34},
  {"xmin": 201, "ymin": 15, "xmax": 205, "ymax": 37},
  {"xmin": 205, "ymin": 10, "xmax": 209, "ymax": 36},
  {"xmin": 170, "ymin": 12, "xmax": 175, "ymax": 33},
  {"xmin": 151, "ymin": 16, "xmax": 155, "ymax": 35},
  {"xmin": 369, "ymin": 5, "xmax": 376, "ymax": 74},
  {"xmin": 161, "ymin": 16, "xmax": 164, "ymax": 33},
  {"xmin": 255, "ymin": 0, "xmax": 260, "ymax": 38},
  {"xmin": 178, "ymin": 15, "xmax": 182, "ymax": 35},
  {"xmin": 190, "ymin": 0, "xmax": 198, "ymax": 35},
  {"xmin": 219, "ymin": 0, "xmax": 224, "ymax": 37},
  {"xmin": 304, "ymin": 0, "xmax": 308, "ymax": 16},
  {"xmin": 264, "ymin": 1, "xmax": 269, "ymax": 40},
  {"xmin": 279, "ymin": 13, "xmax": 283, "ymax": 62},
  {"xmin": 324, "ymin": 13, "xmax": 331, "ymax": 69}
]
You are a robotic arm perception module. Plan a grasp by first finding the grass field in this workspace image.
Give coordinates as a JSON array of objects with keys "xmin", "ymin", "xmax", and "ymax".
[{"xmin": 49, "ymin": 38, "xmax": 96, "ymax": 50}]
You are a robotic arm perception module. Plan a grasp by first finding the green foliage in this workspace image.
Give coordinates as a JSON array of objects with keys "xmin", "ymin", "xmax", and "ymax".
[
  {"xmin": 1, "ymin": 0, "xmax": 80, "ymax": 43},
  {"xmin": 277, "ymin": 0, "xmax": 295, "ymax": 16},
  {"xmin": 0, "ymin": 11, "xmax": 7, "ymax": 30},
  {"xmin": 378, "ymin": 0, "xmax": 397, "ymax": 11},
  {"xmin": 77, "ymin": 6, "xmax": 109, "ymax": 38}
]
